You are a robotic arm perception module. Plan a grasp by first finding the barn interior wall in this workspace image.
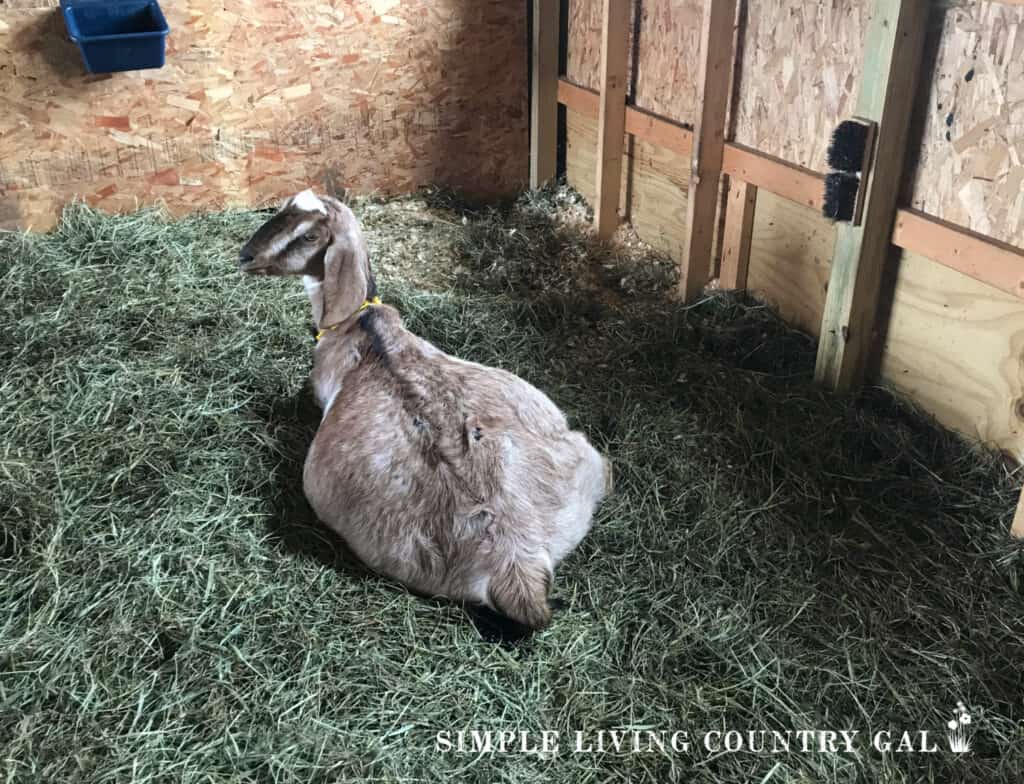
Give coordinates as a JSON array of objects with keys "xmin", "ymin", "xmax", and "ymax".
[
  {"xmin": 0, "ymin": 0, "xmax": 528, "ymax": 230},
  {"xmin": 563, "ymin": 0, "xmax": 1024, "ymax": 460}
]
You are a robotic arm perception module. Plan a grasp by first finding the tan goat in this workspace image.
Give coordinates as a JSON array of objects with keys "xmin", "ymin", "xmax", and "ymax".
[{"xmin": 238, "ymin": 190, "xmax": 611, "ymax": 631}]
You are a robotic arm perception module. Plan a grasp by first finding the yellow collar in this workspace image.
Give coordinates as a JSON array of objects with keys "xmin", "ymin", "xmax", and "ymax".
[{"xmin": 315, "ymin": 297, "xmax": 382, "ymax": 342}]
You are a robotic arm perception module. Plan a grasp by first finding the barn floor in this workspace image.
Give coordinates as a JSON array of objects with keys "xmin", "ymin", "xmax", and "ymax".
[{"xmin": 2, "ymin": 187, "xmax": 1023, "ymax": 783}]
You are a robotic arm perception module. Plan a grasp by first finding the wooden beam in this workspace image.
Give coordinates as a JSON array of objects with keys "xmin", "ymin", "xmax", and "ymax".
[
  {"xmin": 558, "ymin": 79, "xmax": 600, "ymax": 117},
  {"xmin": 530, "ymin": 0, "xmax": 559, "ymax": 189},
  {"xmin": 892, "ymin": 209, "xmax": 1024, "ymax": 301},
  {"xmin": 678, "ymin": 0, "xmax": 738, "ymax": 301},
  {"xmin": 557, "ymin": 77, "xmax": 1024, "ymax": 302},
  {"xmin": 626, "ymin": 106, "xmax": 694, "ymax": 158},
  {"xmin": 558, "ymin": 79, "xmax": 693, "ymax": 157},
  {"xmin": 814, "ymin": 0, "xmax": 929, "ymax": 392},
  {"xmin": 722, "ymin": 144, "xmax": 824, "ymax": 211},
  {"xmin": 594, "ymin": 0, "xmax": 630, "ymax": 240},
  {"xmin": 1013, "ymin": 487, "xmax": 1024, "ymax": 539},
  {"xmin": 719, "ymin": 179, "xmax": 757, "ymax": 289}
]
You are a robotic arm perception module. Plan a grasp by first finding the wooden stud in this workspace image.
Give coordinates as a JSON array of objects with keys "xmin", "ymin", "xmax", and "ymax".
[
  {"xmin": 530, "ymin": 0, "xmax": 559, "ymax": 189},
  {"xmin": 678, "ymin": 0, "xmax": 738, "ymax": 302},
  {"xmin": 815, "ymin": 0, "xmax": 929, "ymax": 392},
  {"xmin": 594, "ymin": 0, "xmax": 630, "ymax": 240},
  {"xmin": 557, "ymin": 77, "xmax": 1024, "ymax": 301},
  {"xmin": 1013, "ymin": 488, "xmax": 1024, "ymax": 539},
  {"xmin": 719, "ymin": 179, "xmax": 757, "ymax": 290}
]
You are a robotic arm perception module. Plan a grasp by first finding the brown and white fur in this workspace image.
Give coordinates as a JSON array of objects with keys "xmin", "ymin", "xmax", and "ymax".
[{"xmin": 238, "ymin": 190, "xmax": 611, "ymax": 630}]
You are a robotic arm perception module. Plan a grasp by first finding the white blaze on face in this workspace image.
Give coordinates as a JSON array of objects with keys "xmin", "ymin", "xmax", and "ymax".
[
  {"xmin": 265, "ymin": 216, "xmax": 319, "ymax": 258},
  {"xmin": 290, "ymin": 189, "xmax": 327, "ymax": 214}
]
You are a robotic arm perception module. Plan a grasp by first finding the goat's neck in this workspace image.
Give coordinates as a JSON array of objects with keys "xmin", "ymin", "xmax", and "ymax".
[
  {"xmin": 302, "ymin": 275, "xmax": 326, "ymax": 328},
  {"xmin": 309, "ymin": 323, "xmax": 366, "ymax": 413},
  {"xmin": 302, "ymin": 274, "xmax": 372, "ymax": 332}
]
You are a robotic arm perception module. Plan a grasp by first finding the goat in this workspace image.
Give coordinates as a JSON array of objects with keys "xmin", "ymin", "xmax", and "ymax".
[{"xmin": 238, "ymin": 190, "xmax": 611, "ymax": 631}]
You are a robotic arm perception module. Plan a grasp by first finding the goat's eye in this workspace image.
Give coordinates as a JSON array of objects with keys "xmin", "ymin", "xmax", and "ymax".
[{"xmin": 303, "ymin": 233, "xmax": 317, "ymax": 242}]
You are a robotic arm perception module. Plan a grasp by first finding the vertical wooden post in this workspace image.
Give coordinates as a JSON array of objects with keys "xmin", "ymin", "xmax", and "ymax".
[
  {"xmin": 678, "ymin": 0, "xmax": 738, "ymax": 302},
  {"xmin": 815, "ymin": 0, "xmax": 928, "ymax": 392},
  {"xmin": 719, "ymin": 179, "xmax": 757, "ymax": 290},
  {"xmin": 530, "ymin": 0, "xmax": 559, "ymax": 189},
  {"xmin": 1012, "ymin": 487, "xmax": 1024, "ymax": 539},
  {"xmin": 594, "ymin": 0, "xmax": 630, "ymax": 240}
]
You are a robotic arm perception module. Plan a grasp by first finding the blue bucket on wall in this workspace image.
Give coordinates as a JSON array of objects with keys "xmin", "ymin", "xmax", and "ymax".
[{"xmin": 60, "ymin": 0, "xmax": 170, "ymax": 74}]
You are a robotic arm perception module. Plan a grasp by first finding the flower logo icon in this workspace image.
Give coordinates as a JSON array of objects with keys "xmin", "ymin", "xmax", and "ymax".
[{"xmin": 947, "ymin": 702, "xmax": 972, "ymax": 753}]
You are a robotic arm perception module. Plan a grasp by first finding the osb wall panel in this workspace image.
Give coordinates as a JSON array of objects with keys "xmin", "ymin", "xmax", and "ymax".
[
  {"xmin": 564, "ymin": 1, "xmax": 1024, "ymax": 459},
  {"xmin": 0, "ymin": 0, "xmax": 527, "ymax": 230},
  {"xmin": 732, "ymin": 0, "xmax": 868, "ymax": 172},
  {"xmin": 565, "ymin": 0, "xmax": 702, "ymax": 124},
  {"xmin": 910, "ymin": 2, "xmax": 1024, "ymax": 248},
  {"xmin": 566, "ymin": 100, "xmax": 1024, "ymax": 457}
]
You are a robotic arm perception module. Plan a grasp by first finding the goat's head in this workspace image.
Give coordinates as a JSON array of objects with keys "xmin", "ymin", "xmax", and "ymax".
[{"xmin": 238, "ymin": 190, "xmax": 375, "ymax": 326}]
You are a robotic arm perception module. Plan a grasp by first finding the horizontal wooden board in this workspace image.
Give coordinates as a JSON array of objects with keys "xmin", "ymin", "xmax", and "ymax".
[
  {"xmin": 0, "ymin": 1, "xmax": 528, "ymax": 230},
  {"xmin": 893, "ymin": 209, "xmax": 1024, "ymax": 300},
  {"xmin": 722, "ymin": 144, "xmax": 825, "ymax": 211}
]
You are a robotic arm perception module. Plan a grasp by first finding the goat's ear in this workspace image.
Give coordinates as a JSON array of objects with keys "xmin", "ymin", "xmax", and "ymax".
[{"xmin": 319, "ymin": 209, "xmax": 370, "ymax": 328}]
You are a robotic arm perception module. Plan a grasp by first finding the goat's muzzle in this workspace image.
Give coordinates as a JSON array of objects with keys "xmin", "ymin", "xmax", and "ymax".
[{"xmin": 237, "ymin": 250, "xmax": 266, "ymax": 274}]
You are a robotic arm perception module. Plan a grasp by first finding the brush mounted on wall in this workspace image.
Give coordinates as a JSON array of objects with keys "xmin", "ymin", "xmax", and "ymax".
[{"xmin": 822, "ymin": 118, "xmax": 878, "ymax": 226}]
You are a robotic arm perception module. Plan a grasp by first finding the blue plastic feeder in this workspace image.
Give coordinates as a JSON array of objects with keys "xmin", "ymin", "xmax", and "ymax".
[{"xmin": 60, "ymin": 0, "xmax": 170, "ymax": 74}]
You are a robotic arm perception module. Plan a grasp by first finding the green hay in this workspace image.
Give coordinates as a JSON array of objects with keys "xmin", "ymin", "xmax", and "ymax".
[{"xmin": 2, "ymin": 188, "xmax": 1023, "ymax": 783}]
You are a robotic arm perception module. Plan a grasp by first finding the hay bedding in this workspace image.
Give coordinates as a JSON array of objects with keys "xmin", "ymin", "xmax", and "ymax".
[{"xmin": 1, "ymin": 186, "xmax": 1023, "ymax": 783}]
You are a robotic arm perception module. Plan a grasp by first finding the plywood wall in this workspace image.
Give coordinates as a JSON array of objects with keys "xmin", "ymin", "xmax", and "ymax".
[
  {"xmin": 567, "ymin": 0, "xmax": 868, "ymax": 169},
  {"xmin": 568, "ymin": 2, "xmax": 1023, "ymax": 244},
  {"xmin": 909, "ymin": 2, "xmax": 1024, "ymax": 248},
  {"xmin": 0, "ymin": 0, "xmax": 527, "ymax": 230},
  {"xmin": 564, "ymin": 0, "xmax": 1024, "ymax": 459},
  {"xmin": 741, "ymin": 202, "xmax": 1024, "ymax": 460},
  {"xmin": 732, "ymin": 0, "xmax": 868, "ymax": 171},
  {"xmin": 566, "ymin": 109, "xmax": 690, "ymax": 260},
  {"xmin": 744, "ymin": 191, "xmax": 834, "ymax": 336},
  {"xmin": 881, "ymin": 251, "xmax": 1024, "ymax": 459},
  {"xmin": 566, "ymin": 0, "xmax": 702, "ymax": 124}
]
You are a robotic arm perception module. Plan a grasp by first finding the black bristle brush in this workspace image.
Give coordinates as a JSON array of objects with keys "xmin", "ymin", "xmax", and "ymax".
[
  {"xmin": 827, "ymin": 119, "xmax": 872, "ymax": 173},
  {"xmin": 822, "ymin": 118, "xmax": 877, "ymax": 224},
  {"xmin": 822, "ymin": 173, "xmax": 860, "ymax": 222}
]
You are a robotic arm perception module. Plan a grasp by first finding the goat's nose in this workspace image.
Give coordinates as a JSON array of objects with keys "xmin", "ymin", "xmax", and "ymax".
[{"xmin": 238, "ymin": 250, "xmax": 254, "ymax": 265}]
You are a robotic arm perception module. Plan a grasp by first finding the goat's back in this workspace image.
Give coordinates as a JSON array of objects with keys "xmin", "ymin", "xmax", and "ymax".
[{"xmin": 302, "ymin": 308, "xmax": 606, "ymax": 609}]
